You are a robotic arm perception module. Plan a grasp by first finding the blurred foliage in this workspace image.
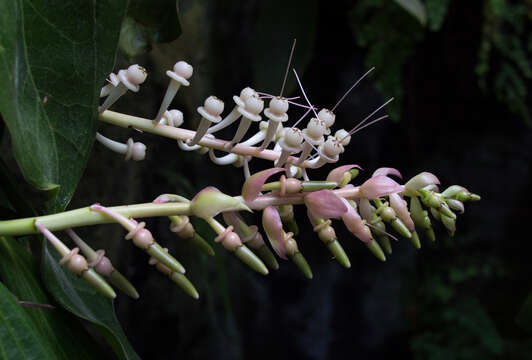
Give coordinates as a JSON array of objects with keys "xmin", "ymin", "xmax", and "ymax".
[
  {"xmin": 351, "ymin": 0, "xmax": 532, "ymax": 125},
  {"xmin": 349, "ymin": 0, "xmax": 450, "ymax": 120},
  {"xmin": 119, "ymin": 0, "xmax": 181, "ymax": 60},
  {"xmin": 405, "ymin": 237, "xmax": 532, "ymax": 359},
  {"xmin": 477, "ymin": 0, "xmax": 532, "ymax": 125}
]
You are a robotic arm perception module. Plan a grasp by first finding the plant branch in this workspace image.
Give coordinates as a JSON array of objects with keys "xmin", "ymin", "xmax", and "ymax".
[{"xmin": 98, "ymin": 110, "xmax": 317, "ymax": 168}]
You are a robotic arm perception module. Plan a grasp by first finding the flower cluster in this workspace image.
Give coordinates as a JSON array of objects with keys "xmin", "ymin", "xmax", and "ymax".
[{"xmin": 0, "ymin": 57, "xmax": 480, "ymax": 300}]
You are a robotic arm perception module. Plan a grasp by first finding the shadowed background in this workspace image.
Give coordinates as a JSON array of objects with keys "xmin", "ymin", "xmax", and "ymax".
[{"xmin": 66, "ymin": 0, "xmax": 532, "ymax": 359}]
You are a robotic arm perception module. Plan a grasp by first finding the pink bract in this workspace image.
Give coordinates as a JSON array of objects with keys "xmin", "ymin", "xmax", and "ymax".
[
  {"xmin": 359, "ymin": 175, "xmax": 404, "ymax": 199},
  {"xmin": 339, "ymin": 198, "xmax": 371, "ymax": 243},
  {"xmin": 389, "ymin": 193, "xmax": 415, "ymax": 231},
  {"xmin": 242, "ymin": 168, "xmax": 286, "ymax": 201},
  {"xmin": 404, "ymin": 172, "xmax": 440, "ymax": 195},
  {"xmin": 304, "ymin": 190, "xmax": 347, "ymax": 219},
  {"xmin": 372, "ymin": 167, "xmax": 402, "ymax": 179},
  {"xmin": 326, "ymin": 164, "xmax": 362, "ymax": 185},
  {"xmin": 262, "ymin": 206, "xmax": 287, "ymax": 260}
]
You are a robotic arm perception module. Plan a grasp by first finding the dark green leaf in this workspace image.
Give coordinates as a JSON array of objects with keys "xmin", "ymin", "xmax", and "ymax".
[
  {"xmin": 252, "ymin": 0, "xmax": 318, "ymax": 96},
  {"xmin": 42, "ymin": 242, "xmax": 140, "ymax": 360},
  {"xmin": 119, "ymin": 0, "xmax": 181, "ymax": 59},
  {"xmin": 0, "ymin": 0, "xmax": 128, "ymax": 213},
  {"xmin": 0, "ymin": 282, "xmax": 57, "ymax": 359},
  {"xmin": 0, "ymin": 236, "xmax": 100, "ymax": 360}
]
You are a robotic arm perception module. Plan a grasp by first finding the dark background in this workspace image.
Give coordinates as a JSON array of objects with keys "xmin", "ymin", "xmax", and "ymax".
[{"xmin": 70, "ymin": 0, "xmax": 532, "ymax": 359}]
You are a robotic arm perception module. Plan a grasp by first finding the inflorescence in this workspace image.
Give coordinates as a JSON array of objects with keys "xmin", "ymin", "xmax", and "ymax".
[{"xmin": 0, "ymin": 47, "xmax": 480, "ymax": 300}]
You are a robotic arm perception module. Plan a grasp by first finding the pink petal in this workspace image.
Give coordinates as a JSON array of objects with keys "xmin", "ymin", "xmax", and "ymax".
[
  {"xmin": 262, "ymin": 206, "xmax": 287, "ymax": 260},
  {"xmin": 326, "ymin": 164, "xmax": 363, "ymax": 185},
  {"xmin": 359, "ymin": 175, "xmax": 404, "ymax": 199},
  {"xmin": 372, "ymin": 167, "xmax": 402, "ymax": 179},
  {"xmin": 404, "ymin": 172, "xmax": 440, "ymax": 195},
  {"xmin": 304, "ymin": 190, "xmax": 347, "ymax": 219},
  {"xmin": 339, "ymin": 198, "xmax": 371, "ymax": 243},
  {"xmin": 389, "ymin": 193, "xmax": 415, "ymax": 231},
  {"xmin": 242, "ymin": 168, "xmax": 286, "ymax": 201}
]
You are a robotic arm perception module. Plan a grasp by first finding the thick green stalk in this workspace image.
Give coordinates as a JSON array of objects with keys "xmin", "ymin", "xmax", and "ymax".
[{"xmin": 0, "ymin": 202, "xmax": 190, "ymax": 236}]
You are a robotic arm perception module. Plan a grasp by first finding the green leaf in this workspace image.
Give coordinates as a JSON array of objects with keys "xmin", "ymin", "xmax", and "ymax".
[
  {"xmin": 252, "ymin": 0, "xmax": 318, "ymax": 96},
  {"xmin": 0, "ymin": 0, "xmax": 128, "ymax": 213},
  {"xmin": 0, "ymin": 282, "xmax": 57, "ymax": 359},
  {"xmin": 119, "ymin": 0, "xmax": 181, "ymax": 59},
  {"xmin": 0, "ymin": 236, "xmax": 100, "ymax": 360},
  {"xmin": 42, "ymin": 242, "xmax": 140, "ymax": 360},
  {"xmin": 393, "ymin": 0, "xmax": 427, "ymax": 26}
]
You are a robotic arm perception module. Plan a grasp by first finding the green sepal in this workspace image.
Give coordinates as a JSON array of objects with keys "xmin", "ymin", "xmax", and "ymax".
[
  {"xmin": 391, "ymin": 218, "xmax": 412, "ymax": 238},
  {"xmin": 376, "ymin": 235, "xmax": 392, "ymax": 254},
  {"xmin": 147, "ymin": 242, "xmax": 185, "ymax": 274},
  {"xmin": 187, "ymin": 233, "xmax": 215, "ymax": 256},
  {"xmin": 255, "ymin": 244, "xmax": 279, "ymax": 270},
  {"xmin": 169, "ymin": 273, "xmax": 199, "ymax": 299},
  {"xmin": 441, "ymin": 214, "xmax": 456, "ymax": 236},
  {"xmin": 410, "ymin": 196, "xmax": 435, "ymax": 242},
  {"xmin": 410, "ymin": 230, "xmax": 421, "ymax": 249},
  {"xmin": 108, "ymin": 270, "xmax": 139, "ymax": 299},
  {"xmin": 327, "ymin": 240, "xmax": 351, "ymax": 268},
  {"xmin": 285, "ymin": 218, "xmax": 299, "ymax": 236},
  {"xmin": 290, "ymin": 252, "xmax": 313, "ymax": 279},
  {"xmin": 365, "ymin": 239, "xmax": 386, "ymax": 262},
  {"xmin": 234, "ymin": 245, "xmax": 269, "ymax": 275},
  {"xmin": 81, "ymin": 268, "xmax": 116, "ymax": 299}
]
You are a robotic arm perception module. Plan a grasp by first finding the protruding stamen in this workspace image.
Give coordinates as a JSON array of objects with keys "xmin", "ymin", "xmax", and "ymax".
[{"xmin": 331, "ymin": 67, "xmax": 375, "ymax": 111}]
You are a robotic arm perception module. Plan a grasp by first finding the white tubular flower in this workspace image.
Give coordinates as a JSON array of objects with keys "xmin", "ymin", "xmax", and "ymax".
[
  {"xmin": 207, "ymin": 87, "xmax": 257, "ymax": 134},
  {"xmin": 189, "ymin": 96, "xmax": 225, "ymax": 146},
  {"xmin": 95, "ymin": 133, "xmax": 146, "ymax": 161},
  {"xmin": 275, "ymin": 128, "xmax": 304, "ymax": 167},
  {"xmin": 225, "ymin": 95, "xmax": 264, "ymax": 149},
  {"xmin": 158, "ymin": 109, "xmax": 184, "ymax": 127},
  {"xmin": 153, "ymin": 61, "xmax": 193, "ymax": 123},
  {"xmin": 260, "ymin": 97, "xmax": 289, "ymax": 150},
  {"xmin": 98, "ymin": 65, "xmax": 147, "ymax": 113}
]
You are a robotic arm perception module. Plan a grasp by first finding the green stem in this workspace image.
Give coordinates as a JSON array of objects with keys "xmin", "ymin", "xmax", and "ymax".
[{"xmin": 0, "ymin": 202, "xmax": 191, "ymax": 236}]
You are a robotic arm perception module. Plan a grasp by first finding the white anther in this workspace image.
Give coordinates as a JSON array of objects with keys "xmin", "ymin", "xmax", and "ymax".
[
  {"xmin": 118, "ymin": 65, "xmax": 147, "ymax": 92},
  {"xmin": 124, "ymin": 138, "xmax": 147, "ymax": 161},
  {"xmin": 168, "ymin": 61, "xmax": 193, "ymax": 86},
  {"xmin": 282, "ymin": 128, "xmax": 304, "ymax": 151},
  {"xmin": 275, "ymin": 128, "xmax": 304, "ymax": 167},
  {"xmin": 159, "ymin": 109, "xmax": 184, "ymax": 127},
  {"xmin": 322, "ymin": 137, "xmax": 343, "ymax": 160},
  {"xmin": 304, "ymin": 118, "xmax": 327, "ymax": 142},
  {"xmin": 334, "ymin": 129, "xmax": 351, "ymax": 147},
  {"xmin": 237, "ymin": 95, "xmax": 263, "ymax": 122},
  {"xmin": 198, "ymin": 96, "xmax": 224, "ymax": 123},
  {"xmin": 264, "ymin": 97, "xmax": 289, "ymax": 123},
  {"xmin": 317, "ymin": 108, "xmax": 336, "ymax": 134},
  {"xmin": 235, "ymin": 87, "xmax": 258, "ymax": 107}
]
